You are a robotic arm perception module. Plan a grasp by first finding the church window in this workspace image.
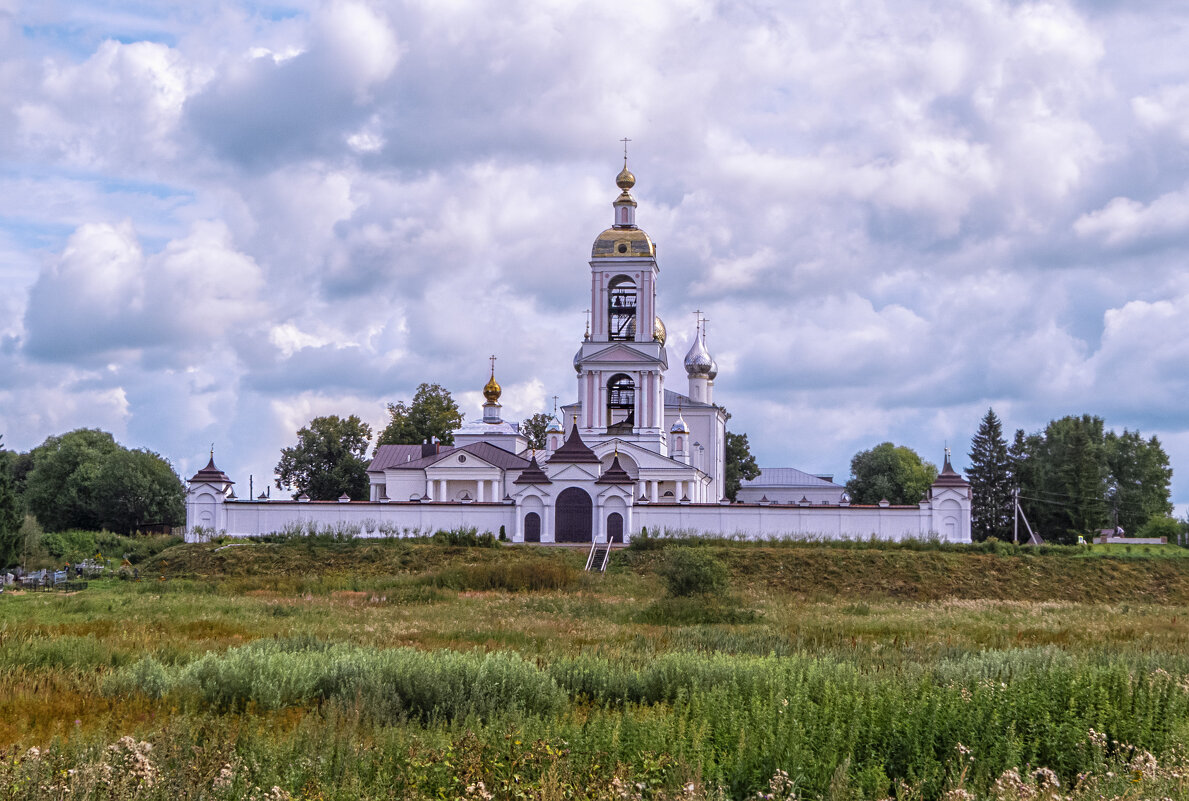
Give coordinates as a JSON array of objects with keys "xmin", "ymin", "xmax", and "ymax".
[
  {"xmin": 607, "ymin": 373, "xmax": 635, "ymax": 433},
  {"xmin": 608, "ymin": 276, "xmax": 637, "ymax": 341}
]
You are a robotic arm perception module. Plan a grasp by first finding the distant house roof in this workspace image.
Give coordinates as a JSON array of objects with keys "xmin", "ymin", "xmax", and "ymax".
[{"xmin": 741, "ymin": 468, "xmax": 841, "ymax": 488}]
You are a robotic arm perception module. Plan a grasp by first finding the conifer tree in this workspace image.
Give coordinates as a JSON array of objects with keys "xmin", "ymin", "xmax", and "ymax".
[{"xmin": 967, "ymin": 409, "xmax": 1012, "ymax": 541}]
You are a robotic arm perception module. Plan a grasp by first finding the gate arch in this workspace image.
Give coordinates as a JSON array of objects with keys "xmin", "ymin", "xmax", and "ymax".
[{"xmin": 555, "ymin": 488, "xmax": 593, "ymax": 543}]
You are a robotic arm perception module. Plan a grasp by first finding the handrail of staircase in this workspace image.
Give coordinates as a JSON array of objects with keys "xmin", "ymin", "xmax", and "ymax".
[
  {"xmin": 585, "ymin": 542, "xmax": 598, "ymax": 571},
  {"xmin": 599, "ymin": 542, "xmax": 613, "ymax": 572}
]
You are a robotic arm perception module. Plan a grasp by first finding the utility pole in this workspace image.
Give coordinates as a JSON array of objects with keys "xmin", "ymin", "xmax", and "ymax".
[{"xmin": 1013, "ymin": 487, "xmax": 1019, "ymax": 545}]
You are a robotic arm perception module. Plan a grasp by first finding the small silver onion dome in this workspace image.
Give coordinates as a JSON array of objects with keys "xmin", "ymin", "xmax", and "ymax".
[
  {"xmin": 684, "ymin": 334, "xmax": 714, "ymax": 377},
  {"xmin": 573, "ymin": 347, "xmax": 582, "ymax": 373},
  {"xmin": 707, "ymin": 358, "xmax": 718, "ymax": 380},
  {"xmin": 670, "ymin": 414, "xmax": 690, "ymax": 434}
]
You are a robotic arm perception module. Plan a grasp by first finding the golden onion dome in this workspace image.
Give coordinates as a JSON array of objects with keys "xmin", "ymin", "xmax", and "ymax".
[
  {"xmin": 483, "ymin": 373, "xmax": 501, "ymax": 403},
  {"xmin": 616, "ymin": 165, "xmax": 636, "ymax": 191},
  {"xmin": 653, "ymin": 316, "xmax": 666, "ymax": 345},
  {"xmin": 592, "ymin": 227, "xmax": 655, "ymax": 258}
]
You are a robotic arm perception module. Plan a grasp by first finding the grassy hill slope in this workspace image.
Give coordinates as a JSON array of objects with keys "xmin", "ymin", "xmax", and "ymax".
[{"xmin": 149, "ymin": 537, "xmax": 1189, "ymax": 603}]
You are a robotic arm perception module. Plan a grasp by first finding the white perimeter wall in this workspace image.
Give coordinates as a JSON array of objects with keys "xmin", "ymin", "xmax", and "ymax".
[
  {"xmin": 189, "ymin": 500, "xmax": 964, "ymax": 542},
  {"xmin": 190, "ymin": 501, "xmax": 516, "ymax": 541},
  {"xmin": 635, "ymin": 504, "xmax": 953, "ymax": 541}
]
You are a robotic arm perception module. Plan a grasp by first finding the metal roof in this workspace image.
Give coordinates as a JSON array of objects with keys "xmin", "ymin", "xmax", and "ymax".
[
  {"xmin": 663, "ymin": 389, "xmax": 716, "ymax": 409},
  {"xmin": 390, "ymin": 441, "xmax": 532, "ymax": 472},
  {"xmin": 368, "ymin": 444, "xmax": 427, "ymax": 471},
  {"xmin": 741, "ymin": 468, "xmax": 841, "ymax": 488}
]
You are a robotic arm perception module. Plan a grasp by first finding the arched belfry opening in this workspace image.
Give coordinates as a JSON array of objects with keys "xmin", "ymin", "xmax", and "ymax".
[
  {"xmin": 555, "ymin": 487, "xmax": 593, "ymax": 543},
  {"xmin": 608, "ymin": 276, "xmax": 637, "ymax": 341},
  {"xmin": 607, "ymin": 374, "xmax": 635, "ymax": 434}
]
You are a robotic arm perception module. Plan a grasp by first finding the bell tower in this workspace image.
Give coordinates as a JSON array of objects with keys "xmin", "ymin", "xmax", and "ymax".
[{"xmin": 573, "ymin": 155, "xmax": 669, "ymax": 454}]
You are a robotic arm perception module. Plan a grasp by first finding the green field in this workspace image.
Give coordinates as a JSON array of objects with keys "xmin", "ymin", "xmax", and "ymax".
[{"xmin": 3, "ymin": 536, "xmax": 1189, "ymax": 800}]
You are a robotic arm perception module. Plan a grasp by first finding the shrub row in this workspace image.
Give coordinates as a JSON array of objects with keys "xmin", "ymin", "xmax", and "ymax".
[
  {"xmin": 103, "ymin": 638, "xmax": 565, "ymax": 721},
  {"xmin": 39, "ymin": 529, "xmax": 182, "ymax": 564}
]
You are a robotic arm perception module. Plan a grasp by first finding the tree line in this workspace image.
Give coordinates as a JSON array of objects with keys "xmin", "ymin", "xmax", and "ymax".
[
  {"xmin": 967, "ymin": 409, "xmax": 1176, "ymax": 544},
  {"xmin": 0, "ymin": 431, "xmax": 186, "ymax": 567}
]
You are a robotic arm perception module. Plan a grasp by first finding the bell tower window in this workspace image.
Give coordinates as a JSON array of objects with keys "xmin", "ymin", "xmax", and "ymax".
[
  {"xmin": 607, "ymin": 373, "xmax": 635, "ymax": 434},
  {"xmin": 608, "ymin": 276, "xmax": 637, "ymax": 342}
]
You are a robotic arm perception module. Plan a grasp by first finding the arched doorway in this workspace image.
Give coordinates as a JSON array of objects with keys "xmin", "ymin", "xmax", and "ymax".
[
  {"xmin": 607, "ymin": 512, "xmax": 623, "ymax": 544},
  {"xmin": 524, "ymin": 512, "xmax": 541, "ymax": 543},
  {"xmin": 556, "ymin": 487, "xmax": 593, "ymax": 543}
]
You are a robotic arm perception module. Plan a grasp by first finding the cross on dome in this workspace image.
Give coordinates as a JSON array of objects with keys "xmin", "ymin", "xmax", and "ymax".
[{"xmin": 483, "ymin": 356, "xmax": 501, "ymax": 403}]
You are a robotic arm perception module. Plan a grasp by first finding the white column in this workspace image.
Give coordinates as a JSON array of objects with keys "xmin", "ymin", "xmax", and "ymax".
[
  {"xmin": 438, "ymin": 480, "xmax": 447, "ymax": 501},
  {"xmin": 477, "ymin": 480, "xmax": 485, "ymax": 503},
  {"xmin": 650, "ymin": 481, "xmax": 659, "ymax": 502},
  {"xmin": 425, "ymin": 481, "xmax": 434, "ymax": 501}
]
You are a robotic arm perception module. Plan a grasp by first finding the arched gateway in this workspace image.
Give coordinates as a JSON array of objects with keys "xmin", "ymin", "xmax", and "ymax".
[{"xmin": 555, "ymin": 487, "xmax": 593, "ymax": 543}]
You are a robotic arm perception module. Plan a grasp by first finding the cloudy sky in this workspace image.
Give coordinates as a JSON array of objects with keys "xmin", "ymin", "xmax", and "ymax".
[{"xmin": 2, "ymin": 0, "xmax": 1189, "ymax": 509}]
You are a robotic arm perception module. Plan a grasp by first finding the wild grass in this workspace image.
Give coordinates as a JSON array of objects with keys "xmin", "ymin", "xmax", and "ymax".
[
  {"xmin": 5, "ymin": 539, "xmax": 1189, "ymax": 799},
  {"xmin": 103, "ymin": 638, "xmax": 566, "ymax": 721}
]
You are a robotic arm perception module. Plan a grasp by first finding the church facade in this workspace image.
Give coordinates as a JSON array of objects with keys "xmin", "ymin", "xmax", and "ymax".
[{"xmin": 186, "ymin": 164, "xmax": 972, "ymax": 544}]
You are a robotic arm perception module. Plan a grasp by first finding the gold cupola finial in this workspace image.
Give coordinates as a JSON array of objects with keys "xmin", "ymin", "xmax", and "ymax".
[
  {"xmin": 483, "ymin": 354, "xmax": 501, "ymax": 403},
  {"xmin": 616, "ymin": 136, "xmax": 635, "ymax": 193}
]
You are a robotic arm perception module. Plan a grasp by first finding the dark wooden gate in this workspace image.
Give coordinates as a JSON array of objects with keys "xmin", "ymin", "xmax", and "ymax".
[
  {"xmin": 607, "ymin": 512, "xmax": 624, "ymax": 543},
  {"xmin": 555, "ymin": 488, "xmax": 593, "ymax": 543},
  {"xmin": 524, "ymin": 512, "xmax": 541, "ymax": 543}
]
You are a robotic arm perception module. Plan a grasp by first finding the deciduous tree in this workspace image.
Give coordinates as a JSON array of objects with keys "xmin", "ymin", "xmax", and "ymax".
[
  {"xmin": 23, "ymin": 429, "xmax": 185, "ymax": 534},
  {"xmin": 845, "ymin": 443, "xmax": 938, "ymax": 506},
  {"xmin": 92, "ymin": 449, "xmax": 186, "ymax": 535},
  {"xmin": 0, "ymin": 436, "xmax": 22, "ymax": 567},
  {"xmin": 1105, "ymin": 429, "xmax": 1173, "ymax": 534},
  {"xmin": 276, "ymin": 415, "xmax": 373, "ymax": 501},
  {"xmin": 967, "ymin": 408, "xmax": 1012, "ymax": 542},
  {"xmin": 377, "ymin": 384, "xmax": 464, "ymax": 448},
  {"xmin": 1010, "ymin": 415, "xmax": 1171, "ymax": 544},
  {"xmin": 24, "ymin": 429, "xmax": 121, "ymax": 532},
  {"xmin": 521, "ymin": 413, "xmax": 552, "ymax": 451}
]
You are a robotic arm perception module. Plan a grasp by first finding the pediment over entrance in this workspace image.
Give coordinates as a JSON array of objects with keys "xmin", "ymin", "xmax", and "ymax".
[
  {"xmin": 547, "ymin": 463, "xmax": 600, "ymax": 483},
  {"xmin": 583, "ymin": 343, "xmax": 662, "ymax": 365}
]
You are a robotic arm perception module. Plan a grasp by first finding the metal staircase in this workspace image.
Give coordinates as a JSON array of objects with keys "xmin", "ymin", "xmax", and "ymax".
[{"xmin": 585, "ymin": 541, "xmax": 615, "ymax": 572}]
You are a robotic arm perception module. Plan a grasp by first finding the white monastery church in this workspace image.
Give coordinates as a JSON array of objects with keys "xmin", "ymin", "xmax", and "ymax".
[{"xmin": 187, "ymin": 162, "xmax": 972, "ymax": 544}]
